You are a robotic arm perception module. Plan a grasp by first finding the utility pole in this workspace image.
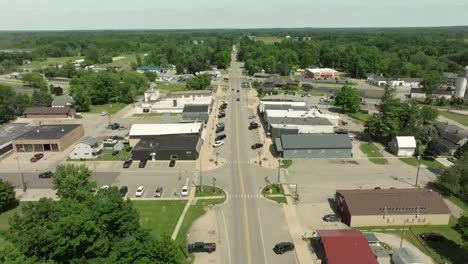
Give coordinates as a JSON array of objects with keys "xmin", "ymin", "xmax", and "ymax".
[
  {"xmin": 277, "ymin": 158, "xmax": 282, "ymax": 183},
  {"xmin": 415, "ymin": 155, "xmax": 421, "ymax": 187},
  {"xmin": 199, "ymin": 155, "xmax": 203, "ymax": 191},
  {"xmin": 15, "ymin": 157, "xmax": 26, "ymax": 192}
]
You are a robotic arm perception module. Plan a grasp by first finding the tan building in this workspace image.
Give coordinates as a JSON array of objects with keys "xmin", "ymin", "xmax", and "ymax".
[
  {"xmin": 305, "ymin": 68, "xmax": 340, "ymax": 79},
  {"xmin": 335, "ymin": 188, "xmax": 451, "ymax": 227},
  {"xmin": 13, "ymin": 124, "xmax": 84, "ymax": 152},
  {"xmin": 23, "ymin": 107, "xmax": 76, "ymax": 118}
]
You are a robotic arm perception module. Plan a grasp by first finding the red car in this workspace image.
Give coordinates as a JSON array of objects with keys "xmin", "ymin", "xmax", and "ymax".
[{"xmin": 30, "ymin": 153, "xmax": 44, "ymax": 162}]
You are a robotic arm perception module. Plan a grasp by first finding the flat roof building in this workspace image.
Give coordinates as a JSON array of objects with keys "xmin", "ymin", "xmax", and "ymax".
[
  {"xmin": 335, "ymin": 188, "xmax": 451, "ymax": 227},
  {"xmin": 182, "ymin": 104, "xmax": 210, "ymax": 123},
  {"xmin": 128, "ymin": 123, "xmax": 203, "ymax": 147},
  {"xmin": 132, "ymin": 134, "xmax": 202, "ymax": 161},
  {"xmin": 13, "ymin": 124, "xmax": 84, "ymax": 152},
  {"xmin": 0, "ymin": 123, "xmax": 35, "ymax": 158},
  {"xmin": 268, "ymin": 117, "xmax": 335, "ymax": 138},
  {"xmin": 305, "ymin": 68, "xmax": 340, "ymax": 79},
  {"xmin": 23, "ymin": 107, "xmax": 76, "ymax": 118},
  {"xmin": 275, "ymin": 134, "xmax": 352, "ymax": 158}
]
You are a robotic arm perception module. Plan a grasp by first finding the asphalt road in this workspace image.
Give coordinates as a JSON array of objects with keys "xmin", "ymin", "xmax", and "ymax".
[{"xmin": 201, "ymin": 47, "xmax": 297, "ymax": 264}]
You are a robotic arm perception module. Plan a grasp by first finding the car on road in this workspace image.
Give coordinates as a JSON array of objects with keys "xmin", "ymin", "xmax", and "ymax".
[
  {"xmin": 213, "ymin": 140, "xmax": 224, "ymax": 148},
  {"xmin": 112, "ymin": 150, "xmax": 120, "ymax": 156},
  {"xmin": 322, "ymin": 214, "xmax": 341, "ymax": 222},
  {"xmin": 138, "ymin": 159, "xmax": 147, "ymax": 168},
  {"xmin": 248, "ymin": 123, "xmax": 259, "ymax": 130},
  {"xmin": 273, "ymin": 242, "xmax": 295, "ymax": 254},
  {"xmin": 215, "ymin": 134, "xmax": 226, "ymax": 141},
  {"xmin": 169, "ymin": 159, "xmax": 176, "ymax": 167},
  {"xmin": 419, "ymin": 232, "xmax": 446, "ymax": 242},
  {"xmin": 188, "ymin": 242, "xmax": 216, "ymax": 253},
  {"xmin": 181, "ymin": 185, "xmax": 189, "ymax": 196},
  {"xmin": 248, "ymin": 114, "xmax": 256, "ymax": 119},
  {"xmin": 30, "ymin": 153, "xmax": 44, "ymax": 162},
  {"xmin": 154, "ymin": 186, "xmax": 163, "ymax": 198},
  {"xmin": 119, "ymin": 186, "xmax": 128, "ymax": 197},
  {"xmin": 216, "ymin": 122, "xmax": 225, "ymax": 128},
  {"xmin": 123, "ymin": 158, "xmax": 133, "ymax": 168},
  {"xmin": 100, "ymin": 111, "xmax": 107, "ymax": 116},
  {"xmin": 135, "ymin": 186, "xmax": 145, "ymax": 197},
  {"xmin": 216, "ymin": 126, "xmax": 225, "ymax": 133},
  {"xmin": 251, "ymin": 143, "xmax": 263, "ymax": 149},
  {"xmin": 38, "ymin": 171, "xmax": 53, "ymax": 179}
]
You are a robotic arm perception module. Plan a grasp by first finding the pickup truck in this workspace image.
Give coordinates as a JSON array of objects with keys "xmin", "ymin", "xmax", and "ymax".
[{"xmin": 187, "ymin": 242, "xmax": 216, "ymax": 253}]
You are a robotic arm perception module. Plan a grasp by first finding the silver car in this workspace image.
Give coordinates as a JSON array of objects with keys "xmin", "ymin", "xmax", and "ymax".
[{"xmin": 154, "ymin": 186, "xmax": 163, "ymax": 198}]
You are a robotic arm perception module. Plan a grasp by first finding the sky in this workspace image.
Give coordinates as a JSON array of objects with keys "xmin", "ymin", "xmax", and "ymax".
[{"xmin": 1, "ymin": 0, "xmax": 468, "ymax": 30}]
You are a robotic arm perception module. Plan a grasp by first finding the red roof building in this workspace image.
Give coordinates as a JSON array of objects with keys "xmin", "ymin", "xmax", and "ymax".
[{"xmin": 317, "ymin": 229, "xmax": 378, "ymax": 264}]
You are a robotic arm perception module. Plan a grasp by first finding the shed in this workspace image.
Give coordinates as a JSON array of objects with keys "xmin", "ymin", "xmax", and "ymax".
[
  {"xmin": 277, "ymin": 134, "xmax": 352, "ymax": 158},
  {"xmin": 390, "ymin": 136, "xmax": 416, "ymax": 157}
]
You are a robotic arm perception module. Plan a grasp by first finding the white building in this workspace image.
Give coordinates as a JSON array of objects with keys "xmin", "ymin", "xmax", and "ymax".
[
  {"xmin": 128, "ymin": 122, "xmax": 204, "ymax": 147},
  {"xmin": 259, "ymin": 100, "xmax": 307, "ymax": 113},
  {"xmin": 268, "ymin": 116, "xmax": 335, "ymax": 134},
  {"xmin": 144, "ymin": 87, "xmax": 160, "ymax": 102},
  {"xmin": 367, "ymin": 74, "xmax": 421, "ymax": 88},
  {"xmin": 410, "ymin": 88, "xmax": 452, "ymax": 99},
  {"xmin": 305, "ymin": 68, "xmax": 340, "ymax": 79},
  {"xmin": 69, "ymin": 137, "xmax": 103, "ymax": 160},
  {"xmin": 146, "ymin": 96, "xmax": 213, "ymax": 114},
  {"xmin": 390, "ymin": 136, "xmax": 417, "ymax": 157},
  {"xmin": 265, "ymin": 108, "xmax": 340, "ymax": 126}
]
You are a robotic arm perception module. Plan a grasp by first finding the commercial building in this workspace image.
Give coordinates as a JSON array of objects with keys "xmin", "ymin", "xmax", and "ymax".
[
  {"xmin": 265, "ymin": 108, "xmax": 340, "ymax": 126},
  {"xmin": 131, "ymin": 134, "xmax": 202, "ymax": 160},
  {"xmin": 335, "ymin": 188, "xmax": 451, "ymax": 227},
  {"xmin": 275, "ymin": 134, "xmax": 352, "ymax": 158},
  {"xmin": 259, "ymin": 100, "xmax": 307, "ymax": 113},
  {"xmin": 305, "ymin": 68, "xmax": 340, "ymax": 79},
  {"xmin": 145, "ymin": 96, "xmax": 213, "ymax": 114},
  {"xmin": 0, "ymin": 123, "xmax": 35, "ymax": 158},
  {"xmin": 390, "ymin": 136, "xmax": 416, "ymax": 157},
  {"xmin": 23, "ymin": 107, "xmax": 76, "ymax": 118},
  {"xmin": 366, "ymin": 74, "xmax": 421, "ymax": 88},
  {"xmin": 51, "ymin": 95, "xmax": 75, "ymax": 108},
  {"xmin": 128, "ymin": 123, "xmax": 203, "ymax": 147},
  {"xmin": 13, "ymin": 124, "xmax": 84, "ymax": 152},
  {"xmin": 69, "ymin": 136, "xmax": 103, "ymax": 160},
  {"xmin": 182, "ymin": 104, "xmax": 210, "ymax": 123},
  {"xmin": 268, "ymin": 116, "xmax": 335, "ymax": 139},
  {"xmin": 410, "ymin": 88, "xmax": 452, "ymax": 99},
  {"xmin": 432, "ymin": 121, "xmax": 468, "ymax": 155},
  {"xmin": 316, "ymin": 229, "xmax": 378, "ymax": 264}
]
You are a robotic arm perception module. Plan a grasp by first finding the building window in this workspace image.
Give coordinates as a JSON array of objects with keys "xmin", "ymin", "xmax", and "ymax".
[
  {"xmin": 24, "ymin": 144, "xmax": 34, "ymax": 152},
  {"xmin": 34, "ymin": 144, "xmax": 44, "ymax": 152},
  {"xmin": 51, "ymin": 144, "xmax": 59, "ymax": 152},
  {"xmin": 15, "ymin": 145, "xmax": 24, "ymax": 152}
]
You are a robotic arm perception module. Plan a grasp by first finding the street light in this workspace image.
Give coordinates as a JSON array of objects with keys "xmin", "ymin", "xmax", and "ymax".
[
  {"xmin": 15, "ymin": 156, "xmax": 26, "ymax": 192},
  {"xmin": 415, "ymin": 155, "xmax": 421, "ymax": 187}
]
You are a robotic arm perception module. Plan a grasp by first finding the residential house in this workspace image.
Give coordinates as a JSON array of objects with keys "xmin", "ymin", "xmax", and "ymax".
[
  {"xmin": 69, "ymin": 136, "xmax": 103, "ymax": 160},
  {"xmin": 432, "ymin": 121, "xmax": 468, "ymax": 155}
]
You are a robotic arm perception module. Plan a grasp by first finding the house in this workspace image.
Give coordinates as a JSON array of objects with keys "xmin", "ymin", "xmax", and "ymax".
[
  {"xmin": 0, "ymin": 123, "xmax": 35, "ymax": 158},
  {"xmin": 275, "ymin": 134, "xmax": 352, "ymax": 158},
  {"xmin": 253, "ymin": 70, "xmax": 270, "ymax": 78},
  {"xmin": 13, "ymin": 124, "xmax": 84, "ymax": 152},
  {"xmin": 264, "ymin": 76, "xmax": 287, "ymax": 88},
  {"xmin": 316, "ymin": 229, "xmax": 378, "ymax": 264},
  {"xmin": 23, "ymin": 107, "xmax": 76, "ymax": 118},
  {"xmin": 69, "ymin": 136, "xmax": 103, "ymax": 160},
  {"xmin": 128, "ymin": 123, "xmax": 203, "ymax": 147},
  {"xmin": 182, "ymin": 104, "xmax": 210, "ymax": 123},
  {"xmin": 51, "ymin": 95, "xmax": 75, "ymax": 108},
  {"xmin": 390, "ymin": 136, "xmax": 416, "ymax": 157},
  {"xmin": 432, "ymin": 121, "xmax": 468, "ymax": 155},
  {"xmin": 267, "ymin": 116, "xmax": 335, "ymax": 139},
  {"xmin": 410, "ymin": 88, "xmax": 452, "ymax": 99},
  {"xmin": 131, "ymin": 134, "xmax": 202, "ymax": 161},
  {"xmin": 335, "ymin": 188, "xmax": 451, "ymax": 227},
  {"xmin": 392, "ymin": 248, "xmax": 424, "ymax": 264},
  {"xmin": 305, "ymin": 68, "xmax": 340, "ymax": 79}
]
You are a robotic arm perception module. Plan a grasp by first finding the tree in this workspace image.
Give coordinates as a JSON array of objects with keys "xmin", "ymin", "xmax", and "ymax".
[
  {"xmin": 334, "ymin": 86, "xmax": 361, "ymax": 113},
  {"xmin": 22, "ymin": 73, "xmax": 47, "ymax": 90},
  {"xmin": 0, "ymin": 179, "xmax": 17, "ymax": 212},
  {"xmin": 71, "ymin": 86, "xmax": 91, "ymax": 112},
  {"xmin": 437, "ymin": 153, "xmax": 468, "ymax": 203},
  {"xmin": 420, "ymin": 105, "xmax": 438, "ymax": 124},
  {"xmin": 186, "ymin": 74, "xmax": 211, "ymax": 90},
  {"xmin": 52, "ymin": 164, "xmax": 96, "ymax": 201},
  {"xmin": 31, "ymin": 90, "xmax": 53, "ymax": 107},
  {"xmin": 421, "ymin": 71, "xmax": 444, "ymax": 97},
  {"xmin": 143, "ymin": 71, "xmax": 157, "ymax": 82},
  {"xmin": 85, "ymin": 45, "xmax": 100, "ymax": 65},
  {"xmin": 456, "ymin": 215, "xmax": 468, "ymax": 245}
]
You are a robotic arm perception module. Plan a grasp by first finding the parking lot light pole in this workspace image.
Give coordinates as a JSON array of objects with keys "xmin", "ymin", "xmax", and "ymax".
[
  {"xmin": 415, "ymin": 155, "xmax": 421, "ymax": 187},
  {"xmin": 15, "ymin": 157, "xmax": 26, "ymax": 192}
]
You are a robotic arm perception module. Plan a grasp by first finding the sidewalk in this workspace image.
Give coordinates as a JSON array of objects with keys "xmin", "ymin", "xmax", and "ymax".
[{"xmin": 171, "ymin": 186, "xmax": 196, "ymax": 240}]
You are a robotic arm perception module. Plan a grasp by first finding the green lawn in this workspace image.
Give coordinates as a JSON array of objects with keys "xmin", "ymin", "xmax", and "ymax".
[
  {"xmin": 175, "ymin": 198, "xmax": 225, "ymax": 262},
  {"xmin": 308, "ymin": 91, "xmax": 327, "ymax": 96},
  {"xmin": 0, "ymin": 81, "xmax": 23, "ymax": 87},
  {"xmin": 348, "ymin": 111, "xmax": 372, "ymax": 123},
  {"xmin": 267, "ymin": 196, "xmax": 287, "ymax": 204},
  {"xmin": 156, "ymin": 81, "xmax": 186, "ymax": 91},
  {"xmin": 359, "ymin": 143, "xmax": 388, "ymax": 164},
  {"xmin": 398, "ymin": 157, "xmax": 446, "ymax": 169},
  {"xmin": 24, "ymin": 56, "xmax": 84, "ymax": 68},
  {"xmin": 96, "ymin": 148, "xmax": 132, "ymax": 161},
  {"xmin": 195, "ymin": 186, "xmax": 225, "ymax": 197},
  {"xmin": 132, "ymin": 113, "xmax": 180, "ymax": 117},
  {"xmin": 262, "ymin": 184, "xmax": 284, "ymax": 195},
  {"xmin": 280, "ymin": 159, "xmax": 293, "ymax": 168},
  {"xmin": 89, "ymin": 103, "xmax": 127, "ymax": 114},
  {"xmin": 438, "ymin": 111, "xmax": 468, "ymax": 127},
  {"xmin": 447, "ymin": 195, "xmax": 468, "ymax": 213},
  {"xmin": 133, "ymin": 200, "xmax": 187, "ymax": 239}
]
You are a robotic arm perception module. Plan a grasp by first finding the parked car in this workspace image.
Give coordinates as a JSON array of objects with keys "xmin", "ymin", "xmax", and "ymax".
[
  {"xmin": 181, "ymin": 185, "xmax": 189, "ymax": 196},
  {"xmin": 251, "ymin": 143, "xmax": 263, "ymax": 149},
  {"xmin": 249, "ymin": 123, "xmax": 259, "ymax": 130},
  {"xmin": 135, "ymin": 186, "xmax": 145, "ymax": 197},
  {"xmin": 187, "ymin": 242, "xmax": 216, "ymax": 253},
  {"xmin": 215, "ymin": 134, "xmax": 226, "ymax": 141},
  {"xmin": 119, "ymin": 186, "xmax": 128, "ymax": 197},
  {"xmin": 99, "ymin": 185, "xmax": 110, "ymax": 190},
  {"xmin": 218, "ymin": 113, "xmax": 226, "ymax": 118},
  {"xmin": 100, "ymin": 111, "xmax": 108, "ymax": 116},
  {"xmin": 169, "ymin": 159, "xmax": 176, "ymax": 167},
  {"xmin": 236, "ymin": 90, "xmax": 240, "ymax": 93},
  {"xmin": 30, "ymin": 153, "xmax": 44, "ymax": 162},
  {"xmin": 422, "ymin": 154, "xmax": 436, "ymax": 161},
  {"xmin": 154, "ymin": 186, "xmax": 163, "ymax": 197},
  {"xmin": 112, "ymin": 150, "xmax": 120, "ymax": 156},
  {"xmin": 139, "ymin": 159, "xmax": 147, "ymax": 168},
  {"xmin": 216, "ymin": 122, "xmax": 225, "ymax": 128},
  {"xmin": 107, "ymin": 123, "xmax": 120, "ymax": 130},
  {"xmin": 125, "ymin": 146, "xmax": 132, "ymax": 152},
  {"xmin": 236, "ymin": 98, "xmax": 240, "ymax": 102},
  {"xmin": 123, "ymin": 158, "xmax": 132, "ymax": 168},
  {"xmin": 322, "ymin": 214, "xmax": 341, "ymax": 222},
  {"xmin": 273, "ymin": 242, "xmax": 295, "ymax": 254},
  {"xmin": 38, "ymin": 171, "xmax": 53, "ymax": 179},
  {"xmin": 335, "ymin": 129, "xmax": 348, "ymax": 134},
  {"xmin": 213, "ymin": 140, "xmax": 225, "ymax": 148},
  {"xmin": 419, "ymin": 232, "xmax": 446, "ymax": 242},
  {"xmin": 447, "ymin": 157, "xmax": 457, "ymax": 163},
  {"xmin": 216, "ymin": 127, "xmax": 225, "ymax": 133}
]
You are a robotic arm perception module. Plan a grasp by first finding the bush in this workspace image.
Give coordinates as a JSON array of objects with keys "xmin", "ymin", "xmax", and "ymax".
[{"xmin": 0, "ymin": 179, "xmax": 17, "ymax": 212}]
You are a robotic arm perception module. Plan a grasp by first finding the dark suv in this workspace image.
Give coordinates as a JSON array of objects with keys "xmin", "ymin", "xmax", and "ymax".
[
  {"xmin": 215, "ymin": 134, "xmax": 226, "ymax": 141},
  {"xmin": 273, "ymin": 242, "xmax": 295, "ymax": 254},
  {"xmin": 139, "ymin": 159, "xmax": 147, "ymax": 168},
  {"xmin": 38, "ymin": 171, "xmax": 53, "ymax": 179},
  {"xmin": 123, "ymin": 158, "xmax": 133, "ymax": 168}
]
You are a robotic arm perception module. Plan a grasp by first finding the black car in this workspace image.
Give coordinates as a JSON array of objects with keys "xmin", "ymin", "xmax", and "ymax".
[
  {"xmin": 215, "ymin": 134, "xmax": 226, "ymax": 141},
  {"xmin": 38, "ymin": 171, "xmax": 53, "ymax": 179},
  {"xmin": 112, "ymin": 150, "xmax": 120, "ymax": 156},
  {"xmin": 335, "ymin": 129, "xmax": 348, "ymax": 134},
  {"xmin": 236, "ymin": 90, "xmax": 240, "ymax": 93},
  {"xmin": 119, "ymin": 186, "xmax": 128, "ymax": 197},
  {"xmin": 139, "ymin": 159, "xmax": 147, "ymax": 168},
  {"xmin": 251, "ymin": 143, "xmax": 263, "ymax": 149},
  {"xmin": 123, "ymin": 158, "xmax": 133, "ymax": 168},
  {"xmin": 218, "ymin": 113, "xmax": 225, "ymax": 118},
  {"xmin": 249, "ymin": 123, "xmax": 259, "ymax": 130},
  {"xmin": 169, "ymin": 159, "xmax": 176, "ymax": 167},
  {"xmin": 236, "ymin": 98, "xmax": 240, "ymax": 102},
  {"xmin": 273, "ymin": 242, "xmax": 295, "ymax": 254},
  {"xmin": 216, "ymin": 127, "xmax": 225, "ymax": 133},
  {"xmin": 322, "ymin": 214, "xmax": 341, "ymax": 222},
  {"xmin": 419, "ymin": 232, "xmax": 446, "ymax": 242},
  {"xmin": 125, "ymin": 146, "xmax": 133, "ymax": 152}
]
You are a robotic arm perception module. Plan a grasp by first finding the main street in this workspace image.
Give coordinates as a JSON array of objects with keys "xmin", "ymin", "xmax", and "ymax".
[{"xmin": 199, "ymin": 47, "xmax": 298, "ymax": 264}]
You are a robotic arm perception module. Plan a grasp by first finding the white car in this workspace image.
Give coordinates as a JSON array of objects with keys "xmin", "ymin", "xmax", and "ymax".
[
  {"xmin": 100, "ymin": 111, "xmax": 108, "ymax": 116},
  {"xmin": 213, "ymin": 140, "xmax": 224, "ymax": 148},
  {"xmin": 181, "ymin": 185, "xmax": 189, "ymax": 196},
  {"xmin": 135, "ymin": 186, "xmax": 145, "ymax": 197}
]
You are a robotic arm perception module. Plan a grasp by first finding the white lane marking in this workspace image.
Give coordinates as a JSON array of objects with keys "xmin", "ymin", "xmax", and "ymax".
[
  {"xmin": 257, "ymin": 208, "xmax": 268, "ymax": 264},
  {"xmin": 222, "ymin": 210, "xmax": 232, "ymax": 264}
]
